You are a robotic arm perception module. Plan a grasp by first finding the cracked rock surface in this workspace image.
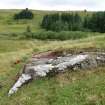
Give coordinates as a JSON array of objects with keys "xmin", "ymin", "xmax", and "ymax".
[{"xmin": 8, "ymin": 51, "xmax": 105, "ymax": 96}]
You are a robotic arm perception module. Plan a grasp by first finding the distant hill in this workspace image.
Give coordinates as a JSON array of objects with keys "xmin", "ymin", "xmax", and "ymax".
[{"xmin": 0, "ymin": 9, "xmax": 93, "ymax": 33}]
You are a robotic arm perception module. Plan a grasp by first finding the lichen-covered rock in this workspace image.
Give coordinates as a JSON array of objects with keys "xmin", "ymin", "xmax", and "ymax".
[
  {"xmin": 8, "ymin": 74, "xmax": 31, "ymax": 96},
  {"xmin": 8, "ymin": 51, "xmax": 105, "ymax": 96}
]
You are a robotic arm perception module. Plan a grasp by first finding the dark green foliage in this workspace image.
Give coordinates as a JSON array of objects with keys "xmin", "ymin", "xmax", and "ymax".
[
  {"xmin": 23, "ymin": 31, "xmax": 95, "ymax": 40},
  {"xmin": 51, "ymin": 21, "xmax": 69, "ymax": 32},
  {"xmin": 24, "ymin": 26, "xmax": 33, "ymax": 38},
  {"xmin": 41, "ymin": 13, "xmax": 60, "ymax": 30},
  {"xmin": 42, "ymin": 12, "xmax": 105, "ymax": 33},
  {"xmin": 61, "ymin": 13, "xmax": 82, "ymax": 31},
  {"xmin": 41, "ymin": 13, "xmax": 82, "ymax": 32},
  {"xmin": 26, "ymin": 26, "xmax": 31, "ymax": 33},
  {"xmin": 72, "ymin": 13, "xmax": 82, "ymax": 31},
  {"xmin": 84, "ymin": 12, "xmax": 105, "ymax": 33},
  {"xmin": 14, "ymin": 8, "xmax": 34, "ymax": 20},
  {"xmin": 84, "ymin": 9, "xmax": 87, "ymax": 13},
  {"xmin": 83, "ymin": 16, "xmax": 89, "ymax": 28}
]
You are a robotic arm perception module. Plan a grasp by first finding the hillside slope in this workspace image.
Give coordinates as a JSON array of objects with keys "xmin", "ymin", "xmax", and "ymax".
[
  {"xmin": 0, "ymin": 34, "xmax": 105, "ymax": 105},
  {"xmin": 0, "ymin": 9, "xmax": 105, "ymax": 105},
  {"xmin": 0, "ymin": 9, "xmax": 92, "ymax": 33}
]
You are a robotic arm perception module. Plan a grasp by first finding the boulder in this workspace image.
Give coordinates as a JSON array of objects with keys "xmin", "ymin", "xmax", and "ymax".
[{"xmin": 8, "ymin": 51, "xmax": 105, "ymax": 96}]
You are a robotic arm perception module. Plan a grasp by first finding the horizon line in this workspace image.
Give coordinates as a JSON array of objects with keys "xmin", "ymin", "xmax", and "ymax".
[{"xmin": 0, "ymin": 8, "xmax": 104, "ymax": 12}]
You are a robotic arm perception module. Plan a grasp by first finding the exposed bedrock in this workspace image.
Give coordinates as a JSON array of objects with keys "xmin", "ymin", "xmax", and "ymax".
[{"xmin": 8, "ymin": 51, "xmax": 105, "ymax": 96}]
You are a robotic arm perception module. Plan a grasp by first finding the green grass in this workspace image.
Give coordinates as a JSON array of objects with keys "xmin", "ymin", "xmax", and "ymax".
[
  {"xmin": 2, "ymin": 69, "xmax": 105, "ymax": 105},
  {"xmin": 0, "ymin": 9, "xmax": 101, "ymax": 41},
  {"xmin": 0, "ymin": 9, "xmax": 105, "ymax": 105},
  {"xmin": 0, "ymin": 9, "xmax": 43, "ymax": 33},
  {"xmin": 0, "ymin": 34, "xmax": 105, "ymax": 105},
  {"xmin": 0, "ymin": 9, "xmax": 93, "ymax": 33}
]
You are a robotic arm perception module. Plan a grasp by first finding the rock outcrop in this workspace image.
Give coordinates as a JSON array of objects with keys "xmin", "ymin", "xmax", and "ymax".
[{"xmin": 8, "ymin": 51, "xmax": 105, "ymax": 96}]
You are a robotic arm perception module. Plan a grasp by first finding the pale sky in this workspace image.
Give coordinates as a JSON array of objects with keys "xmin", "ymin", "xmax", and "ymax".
[{"xmin": 0, "ymin": 0, "xmax": 105, "ymax": 11}]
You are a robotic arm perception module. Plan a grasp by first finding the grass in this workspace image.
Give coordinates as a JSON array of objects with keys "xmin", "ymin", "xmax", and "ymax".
[
  {"xmin": 0, "ymin": 9, "xmax": 105, "ymax": 105},
  {"xmin": 0, "ymin": 34, "xmax": 105, "ymax": 105},
  {"xmin": 0, "ymin": 9, "xmax": 92, "ymax": 33},
  {"xmin": 0, "ymin": 9, "xmax": 101, "ymax": 41}
]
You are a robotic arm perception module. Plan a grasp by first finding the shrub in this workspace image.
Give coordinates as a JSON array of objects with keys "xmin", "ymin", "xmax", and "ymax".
[
  {"xmin": 14, "ymin": 8, "xmax": 34, "ymax": 20},
  {"xmin": 24, "ymin": 31, "xmax": 92, "ymax": 40},
  {"xmin": 26, "ymin": 26, "xmax": 31, "ymax": 33}
]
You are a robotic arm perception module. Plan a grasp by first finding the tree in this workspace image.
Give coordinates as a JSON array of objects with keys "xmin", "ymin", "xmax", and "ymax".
[
  {"xmin": 51, "ymin": 21, "xmax": 69, "ymax": 32},
  {"xmin": 72, "ymin": 13, "xmax": 82, "ymax": 31},
  {"xmin": 14, "ymin": 8, "xmax": 34, "ymax": 20},
  {"xmin": 41, "ymin": 13, "xmax": 82, "ymax": 31},
  {"xmin": 87, "ymin": 12, "xmax": 105, "ymax": 33},
  {"xmin": 41, "ymin": 13, "xmax": 60, "ymax": 30}
]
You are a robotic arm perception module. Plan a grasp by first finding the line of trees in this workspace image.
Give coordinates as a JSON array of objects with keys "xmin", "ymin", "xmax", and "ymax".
[
  {"xmin": 41, "ymin": 12, "xmax": 105, "ymax": 33},
  {"xmin": 13, "ymin": 9, "xmax": 105, "ymax": 33},
  {"xmin": 84, "ymin": 12, "xmax": 105, "ymax": 33},
  {"xmin": 41, "ymin": 13, "xmax": 82, "ymax": 32}
]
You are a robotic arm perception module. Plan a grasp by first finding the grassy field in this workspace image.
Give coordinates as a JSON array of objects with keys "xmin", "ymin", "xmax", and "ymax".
[
  {"xmin": 0, "ymin": 9, "xmax": 92, "ymax": 33},
  {"xmin": 0, "ymin": 34, "xmax": 105, "ymax": 105},
  {"xmin": 0, "ymin": 9, "xmax": 105, "ymax": 105}
]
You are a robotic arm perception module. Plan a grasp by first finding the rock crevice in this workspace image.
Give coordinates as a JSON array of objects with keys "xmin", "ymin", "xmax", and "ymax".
[{"xmin": 8, "ymin": 51, "xmax": 105, "ymax": 96}]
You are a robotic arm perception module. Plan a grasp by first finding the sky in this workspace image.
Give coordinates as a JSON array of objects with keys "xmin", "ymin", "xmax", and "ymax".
[{"xmin": 0, "ymin": 0, "xmax": 105, "ymax": 11}]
